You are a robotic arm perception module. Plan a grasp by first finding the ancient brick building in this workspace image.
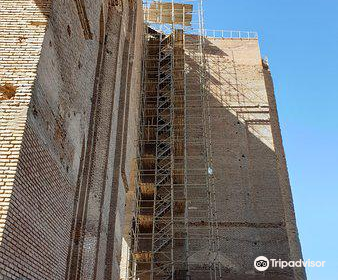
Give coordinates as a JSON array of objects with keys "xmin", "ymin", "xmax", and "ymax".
[{"xmin": 0, "ymin": 0, "xmax": 305, "ymax": 279}]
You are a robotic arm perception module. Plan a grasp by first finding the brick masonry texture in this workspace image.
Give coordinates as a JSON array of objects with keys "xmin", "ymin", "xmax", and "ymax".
[
  {"xmin": 186, "ymin": 38, "xmax": 305, "ymax": 279},
  {"xmin": 0, "ymin": 1, "xmax": 304, "ymax": 279},
  {"xmin": 0, "ymin": 0, "xmax": 52, "ymax": 245},
  {"xmin": 0, "ymin": 122, "xmax": 73, "ymax": 279},
  {"xmin": 0, "ymin": 0, "xmax": 143, "ymax": 279}
]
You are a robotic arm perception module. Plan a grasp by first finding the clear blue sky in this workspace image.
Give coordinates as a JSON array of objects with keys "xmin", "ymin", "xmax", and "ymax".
[{"xmin": 204, "ymin": 0, "xmax": 338, "ymax": 279}]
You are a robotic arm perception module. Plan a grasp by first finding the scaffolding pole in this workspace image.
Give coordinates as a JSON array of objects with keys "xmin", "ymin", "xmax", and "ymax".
[{"xmin": 129, "ymin": 1, "xmax": 222, "ymax": 279}]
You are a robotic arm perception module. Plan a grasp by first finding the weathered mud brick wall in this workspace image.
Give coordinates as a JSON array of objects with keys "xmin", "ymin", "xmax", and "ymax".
[
  {"xmin": 0, "ymin": 1, "xmax": 55, "ymax": 278},
  {"xmin": 185, "ymin": 37, "xmax": 306, "ymax": 280},
  {"xmin": 0, "ymin": 0, "xmax": 143, "ymax": 279},
  {"xmin": 205, "ymin": 38, "xmax": 305, "ymax": 280}
]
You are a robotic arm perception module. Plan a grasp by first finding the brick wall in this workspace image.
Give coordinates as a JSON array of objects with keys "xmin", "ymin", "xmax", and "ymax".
[
  {"xmin": 184, "ymin": 37, "xmax": 305, "ymax": 279},
  {"xmin": 0, "ymin": 0, "xmax": 143, "ymax": 279},
  {"xmin": 0, "ymin": 0, "xmax": 52, "ymax": 247},
  {"xmin": 0, "ymin": 0, "xmax": 101, "ymax": 277},
  {"xmin": 0, "ymin": 122, "xmax": 74, "ymax": 279},
  {"xmin": 120, "ymin": 0, "xmax": 144, "ymax": 277}
]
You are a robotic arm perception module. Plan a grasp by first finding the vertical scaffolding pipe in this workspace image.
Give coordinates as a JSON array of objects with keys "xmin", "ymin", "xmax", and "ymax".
[
  {"xmin": 132, "ymin": 1, "xmax": 223, "ymax": 279},
  {"xmin": 170, "ymin": 1, "xmax": 175, "ymax": 278},
  {"xmin": 182, "ymin": 4, "xmax": 191, "ymax": 278}
]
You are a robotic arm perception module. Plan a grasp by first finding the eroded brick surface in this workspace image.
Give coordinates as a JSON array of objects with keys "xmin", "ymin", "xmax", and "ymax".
[
  {"xmin": 0, "ymin": 0, "xmax": 143, "ymax": 279},
  {"xmin": 0, "ymin": 1, "xmax": 303, "ymax": 279},
  {"xmin": 0, "ymin": 0, "xmax": 52, "ymax": 246}
]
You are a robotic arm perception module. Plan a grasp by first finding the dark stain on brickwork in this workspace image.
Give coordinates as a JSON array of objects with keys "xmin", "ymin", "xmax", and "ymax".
[
  {"xmin": 32, "ymin": 105, "xmax": 38, "ymax": 117},
  {"xmin": 18, "ymin": 36, "xmax": 27, "ymax": 43},
  {"xmin": 0, "ymin": 83, "xmax": 17, "ymax": 100},
  {"xmin": 54, "ymin": 122, "xmax": 66, "ymax": 143},
  {"xmin": 67, "ymin": 25, "xmax": 72, "ymax": 37},
  {"xmin": 30, "ymin": 21, "xmax": 47, "ymax": 26}
]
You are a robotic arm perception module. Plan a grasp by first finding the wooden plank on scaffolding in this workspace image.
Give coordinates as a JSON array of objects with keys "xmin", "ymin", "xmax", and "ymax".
[{"xmin": 147, "ymin": 2, "xmax": 193, "ymax": 26}]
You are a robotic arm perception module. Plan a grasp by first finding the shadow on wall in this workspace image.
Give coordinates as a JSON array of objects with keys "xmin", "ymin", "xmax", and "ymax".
[
  {"xmin": 183, "ymin": 38, "xmax": 305, "ymax": 280},
  {"xmin": 0, "ymin": 119, "xmax": 76, "ymax": 279},
  {"xmin": 34, "ymin": 0, "xmax": 53, "ymax": 17},
  {"xmin": 0, "ymin": 0, "xmax": 70, "ymax": 279},
  {"xmin": 204, "ymin": 38, "xmax": 229, "ymax": 57}
]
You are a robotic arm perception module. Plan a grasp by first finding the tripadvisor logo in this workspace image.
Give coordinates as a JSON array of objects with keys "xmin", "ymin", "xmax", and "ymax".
[
  {"xmin": 254, "ymin": 256, "xmax": 269, "ymax": 271},
  {"xmin": 254, "ymin": 256, "xmax": 326, "ymax": 271}
]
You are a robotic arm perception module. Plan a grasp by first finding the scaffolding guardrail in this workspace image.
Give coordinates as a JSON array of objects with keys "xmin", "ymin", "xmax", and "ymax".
[{"xmin": 203, "ymin": 29, "xmax": 258, "ymax": 39}]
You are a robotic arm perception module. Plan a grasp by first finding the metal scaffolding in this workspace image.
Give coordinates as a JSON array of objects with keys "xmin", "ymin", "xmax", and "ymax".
[{"xmin": 129, "ymin": 1, "xmax": 222, "ymax": 279}]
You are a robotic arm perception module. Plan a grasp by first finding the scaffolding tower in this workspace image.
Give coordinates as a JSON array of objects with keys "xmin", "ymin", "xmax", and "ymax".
[{"xmin": 130, "ymin": 1, "xmax": 222, "ymax": 279}]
